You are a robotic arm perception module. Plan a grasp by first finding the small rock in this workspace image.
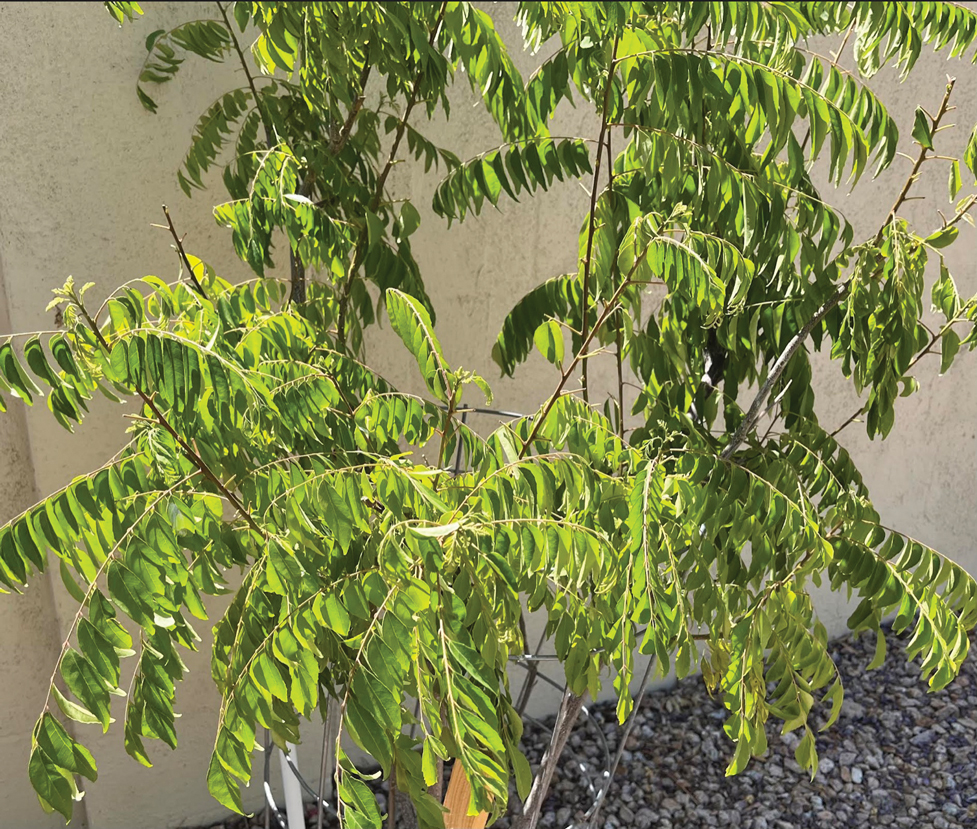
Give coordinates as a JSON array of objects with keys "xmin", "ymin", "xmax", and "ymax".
[
  {"xmin": 851, "ymin": 767, "xmax": 864, "ymax": 784},
  {"xmin": 910, "ymin": 729, "xmax": 938, "ymax": 747},
  {"xmin": 634, "ymin": 807, "xmax": 655, "ymax": 829}
]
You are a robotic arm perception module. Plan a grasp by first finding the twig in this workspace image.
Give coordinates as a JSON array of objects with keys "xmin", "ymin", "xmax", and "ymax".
[
  {"xmin": 78, "ymin": 304, "xmax": 263, "ymax": 535},
  {"xmin": 723, "ymin": 78, "xmax": 957, "ymax": 460},
  {"xmin": 830, "ymin": 407, "xmax": 864, "ymax": 438},
  {"xmin": 720, "ymin": 289, "xmax": 845, "ymax": 460},
  {"xmin": 317, "ymin": 698, "xmax": 341, "ymax": 829},
  {"xmin": 337, "ymin": 3, "xmax": 448, "ymax": 346},
  {"xmin": 217, "ymin": 1, "xmax": 312, "ymax": 304},
  {"xmin": 334, "ymin": 58, "xmax": 373, "ymax": 156},
  {"xmin": 616, "ymin": 320, "xmax": 625, "ymax": 441},
  {"xmin": 161, "ymin": 206, "xmax": 207, "ymax": 298},
  {"xmin": 520, "ymin": 268, "xmax": 644, "ymax": 458},
  {"xmin": 514, "ymin": 628, "xmax": 547, "ymax": 717},
  {"xmin": 579, "ymin": 37, "xmax": 619, "ymax": 402},
  {"xmin": 388, "ymin": 765, "xmax": 398, "ymax": 829},
  {"xmin": 216, "ymin": 1, "xmax": 276, "ymax": 147}
]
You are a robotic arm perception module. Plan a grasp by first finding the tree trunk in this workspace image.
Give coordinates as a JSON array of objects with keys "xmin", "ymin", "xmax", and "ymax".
[{"xmin": 510, "ymin": 690, "xmax": 585, "ymax": 829}]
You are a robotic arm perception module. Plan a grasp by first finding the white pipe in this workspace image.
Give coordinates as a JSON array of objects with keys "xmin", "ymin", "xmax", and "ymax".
[{"xmin": 279, "ymin": 743, "xmax": 305, "ymax": 829}]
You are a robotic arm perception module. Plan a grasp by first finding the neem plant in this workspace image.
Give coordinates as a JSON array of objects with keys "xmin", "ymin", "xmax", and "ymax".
[{"xmin": 4, "ymin": 2, "xmax": 977, "ymax": 826}]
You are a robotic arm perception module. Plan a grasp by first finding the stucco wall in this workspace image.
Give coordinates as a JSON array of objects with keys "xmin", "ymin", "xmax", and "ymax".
[{"xmin": 0, "ymin": 2, "xmax": 974, "ymax": 827}]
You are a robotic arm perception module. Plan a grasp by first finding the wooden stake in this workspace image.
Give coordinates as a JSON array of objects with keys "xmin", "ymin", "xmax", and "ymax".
[{"xmin": 441, "ymin": 761, "xmax": 488, "ymax": 829}]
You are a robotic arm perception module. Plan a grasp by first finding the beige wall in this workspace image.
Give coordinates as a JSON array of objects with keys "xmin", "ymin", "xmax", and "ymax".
[{"xmin": 0, "ymin": 2, "xmax": 974, "ymax": 827}]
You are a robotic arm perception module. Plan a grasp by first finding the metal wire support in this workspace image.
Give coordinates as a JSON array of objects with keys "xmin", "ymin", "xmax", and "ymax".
[{"xmin": 263, "ymin": 722, "xmax": 340, "ymax": 829}]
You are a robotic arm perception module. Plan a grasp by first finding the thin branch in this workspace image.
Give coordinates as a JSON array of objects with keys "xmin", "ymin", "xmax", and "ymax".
[
  {"xmin": 78, "ymin": 305, "xmax": 263, "ymax": 535},
  {"xmin": 722, "ymin": 78, "xmax": 957, "ymax": 460},
  {"xmin": 616, "ymin": 320, "xmax": 625, "ymax": 441},
  {"xmin": 878, "ymin": 78, "xmax": 956, "ymax": 243},
  {"xmin": 334, "ymin": 58, "xmax": 373, "ymax": 156},
  {"xmin": 431, "ymin": 393, "xmax": 458, "ymax": 493},
  {"xmin": 290, "ymin": 242, "xmax": 307, "ymax": 304},
  {"xmin": 387, "ymin": 765, "xmax": 398, "ymax": 829},
  {"xmin": 579, "ymin": 37, "xmax": 619, "ymax": 402},
  {"xmin": 216, "ymin": 1, "xmax": 312, "ymax": 304},
  {"xmin": 520, "ymin": 270, "xmax": 642, "ymax": 459},
  {"xmin": 585, "ymin": 657, "xmax": 656, "ymax": 828},
  {"xmin": 337, "ymin": 2, "xmax": 448, "ymax": 346},
  {"xmin": 216, "ymin": 1, "xmax": 275, "ymax": 147},
  {"xmin": 830, "ymin": 407, "xmax": 864, "ymax": 438},
  {"xmin": 161, "ymin": 206, "xmax": 207, "ymax": 298}
]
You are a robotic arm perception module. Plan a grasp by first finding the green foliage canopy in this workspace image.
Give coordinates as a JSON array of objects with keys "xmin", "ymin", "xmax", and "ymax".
[{"xmin": 5, "ymin": 2, "xmax": 977, "ymax": 825}]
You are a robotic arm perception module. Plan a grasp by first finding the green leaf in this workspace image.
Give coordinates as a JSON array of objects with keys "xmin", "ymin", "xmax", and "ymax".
[
  {"xmin": 52, "ymin": 686, "xmax": 100, "ymax": 726},
  {"xmin": 912, "ymin": 107, "xmax": 934, "ymax": 150},
  {"xmin": 24, "ymin": 337, "xmax": 61, "ymax": 389},
  {"xmin": 106, "ymin": 561, "xmax": 155, "ymax": 628},
  {"xmin": 407, "ymin": 521, "xmax": 462, "ymax": 538},
  {"xmin": 925, "ymin": 226, "xmax": 958, "ymax": 249},
  {"xmin": 386, "ymin": 289, "xmax": 452, "ymax": 403},
  {"xmin": 965, "ymin": 124, "xmax": 977, "ymax": 183},
  {"xmin": 794, "ymin": 728, "xmax": 818, "ymax": 778},
  {"xmin": 421, "ymin": 738, "xmax": 438, "ymax": 787},
  {"xmin": 207, "ymin": 752, "xmax": 244, "ymax": 813},
  {"xmin": 60, "ymin": 560, "xmax": 88, "ymax": 604},
  {"xmin": 399, "ymin": 202, "xmax": 421, "ymax": 238},
  {"xmin": 940, "ymin": 329, "xmax": 960, "ymax": 374},
  {"xmin": 35, "ymin": 712, "xmax": 98, "ymax": 781},
  {"xmin": 29, "ymin": 747, "xmax": 75, "ymax": 821},
  {"xmin": 313, "ymin": 593, "xmax": 351, "ymax": 637},
  {"xmin": 0, "ymin": 342, "xmax": 42, "ymax": 404},
  {"xmin": 250, "ymin": 653, "xmax": 289, "ymax": 701},
  {"xmin": 60, "ymin": 649, "xmax": 113, "ymax": 732},
  {"xmin": 949, "ymin": 160, "xmax": 962, "ymax": 201},
  {"xmin": 511, "ymin": 746, "xmax": 533, "ymax": 801},
  {"xmin": 78, "ymin": 618, "xmax": 122, "ymax": 689},
  {"xmin": 533, "ymin": 320, "xmax": 565, "ymax": 367}
]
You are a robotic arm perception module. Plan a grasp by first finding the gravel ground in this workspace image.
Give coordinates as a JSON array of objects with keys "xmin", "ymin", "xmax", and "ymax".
[{"xmin": 194, "ymin": 626, "xmax": 977, "ymax": 829}]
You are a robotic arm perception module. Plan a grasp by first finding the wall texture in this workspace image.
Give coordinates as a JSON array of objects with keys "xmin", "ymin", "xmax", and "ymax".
[{"xmin": 0, "ymin": 2, "xmax": 974, "ymax": 827}]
